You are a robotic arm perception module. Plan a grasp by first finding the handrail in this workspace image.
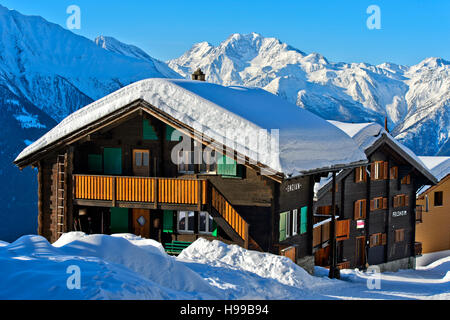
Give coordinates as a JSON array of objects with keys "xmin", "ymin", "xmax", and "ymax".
[{"xmin": 210, "ymin": 185, "xmax": 249, "ymax": 246}]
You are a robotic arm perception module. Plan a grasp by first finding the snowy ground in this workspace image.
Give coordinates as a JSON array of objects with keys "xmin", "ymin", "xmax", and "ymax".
[{"xmin": 0, "ymin": 233, "xmax": 448, "ymax": 300}]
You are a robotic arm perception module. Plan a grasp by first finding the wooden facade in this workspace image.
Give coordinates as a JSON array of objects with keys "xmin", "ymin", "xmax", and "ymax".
[
  {"xmin": 314, "ymin": 140, "xmax": 435, "ymax": 270},
  {"xmin": 17, "ymin": 105, "xmax": 337, "ymax": 260}
]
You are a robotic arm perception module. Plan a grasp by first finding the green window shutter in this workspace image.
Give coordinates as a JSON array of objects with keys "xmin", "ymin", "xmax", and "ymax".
[
  {"xmin": 211, "ymin": 220, "xmax": 218, "ymax": 237},
  {"xmin": 110, "ymin": 208, "xmax": 129, "ymax": 233},
  {"xmin": 279, "ymin": 212, "xmax": 287, "ymax": 241},
  {"xmin": 300, "ymin": 206, "xmax": 308, "ymax": 234},
  {"xmin": 88, "ymin": 154, "xmax": 102, "ymax": 173},
  {"xmin": 163, "ymin": 210, "xmax": 174, "ymax": 233},
  {"xmin": 166, "ymin": 125, "xmax": 181, "ymax": 141},
  {"xmin": 103, "ymin": 148, "xmax": 122, "ymax": 175},
  {"xmin": 143, "ymin": 119, "xmax": 158, "ymax": 140},
  {"xmin": 217, "ymin": 155, "xmax": 244, "ymax": 178}
]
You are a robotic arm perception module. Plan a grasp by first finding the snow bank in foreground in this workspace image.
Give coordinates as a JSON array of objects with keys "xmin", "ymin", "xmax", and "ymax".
[
  {"xmin": 0, "ymin": 233, "xmax": 221, "ymax": 299},
  {"xmin": 1, "ymin": 233, "xmax": 448, "ymax": 300},
  {"xmin": 178, "ymin": 238, "xmax": 326, "ymax": 288}
]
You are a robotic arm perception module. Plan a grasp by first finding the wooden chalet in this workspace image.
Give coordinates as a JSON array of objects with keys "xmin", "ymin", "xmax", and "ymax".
[
  {"xmin": 416, "ymin": 157, "xmax": 450, "ymax": 254},
  {"xmin": 314, "ymin": 122, "xmax": 437, "ymax": 272},
  {"xmin": 14, "ymin": 77, "xmax": 367, "ymax": 273}
]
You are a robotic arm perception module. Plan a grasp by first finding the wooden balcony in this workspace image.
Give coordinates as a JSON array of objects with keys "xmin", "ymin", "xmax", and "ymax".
[{"xmin": 73, "ymin": 174, "xmax": 207, "ymax": 210}]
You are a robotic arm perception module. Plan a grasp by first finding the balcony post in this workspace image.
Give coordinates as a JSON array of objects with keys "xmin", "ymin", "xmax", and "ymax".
[{"xmin": 112, "ymin": 176, "xmax": 116, "ymax": 207}]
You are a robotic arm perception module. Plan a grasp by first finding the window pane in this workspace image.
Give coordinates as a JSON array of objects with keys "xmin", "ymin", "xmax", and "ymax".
[
  {"xmin": 178, "ymin": 211, "xmax": 186, "ymax": 231},
  {"xmin": 187, "ymin": 211, "xmax": 195, "ymax": 231},
  {"xmin": 208, "ymin": 214, "xmax": 214, "ymax": 233},
  {"xmin": 142, "ymin": 152, "xmax": 149, "ymax": 166},
  {"xmin": 199, "ymin": 211, "xmax": 206, "ymax": 232},
  {"xmin": 135, "ymin": 152, "xmax": 142, "ymax": 166}
]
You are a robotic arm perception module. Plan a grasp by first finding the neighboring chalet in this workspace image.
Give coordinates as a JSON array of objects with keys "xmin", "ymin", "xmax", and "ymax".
[
  {"xmin": 314, "ymin": 121, "xmax": 437, "ymax": 272},
  {"xmin": 14, "ymin": 77, "xmax": 367, "ymax": 273},
  {"xmin": 416, "ymin": 156, "xmax": 450, "ymax": 254}
]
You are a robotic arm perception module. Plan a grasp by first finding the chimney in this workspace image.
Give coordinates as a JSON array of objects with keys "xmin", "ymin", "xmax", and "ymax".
[
  {"xmin": 384, "ymin": 117, "xmax": 389, "ymax": 133},
  {"xmin": 191, "ymin": 68, "xmax": 206, "ymax": 81}
]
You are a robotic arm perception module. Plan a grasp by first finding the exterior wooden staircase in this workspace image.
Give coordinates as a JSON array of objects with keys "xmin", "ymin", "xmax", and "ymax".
[{"xmin": 208, "ymin": 183, "xmax": 263, "ymax": 252}]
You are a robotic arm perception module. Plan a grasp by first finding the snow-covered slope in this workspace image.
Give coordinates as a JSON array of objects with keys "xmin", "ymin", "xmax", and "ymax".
[
  {"xmin": 0, "ymin": 5, "xmax": 178, "ymax": 241},
  {"xmin": 94, "ymin": 36, "xmax": 182, "ymax": 79},
  {"xmin": 168, "ymin": 33, "xmax": 449, "ymax": 157}
]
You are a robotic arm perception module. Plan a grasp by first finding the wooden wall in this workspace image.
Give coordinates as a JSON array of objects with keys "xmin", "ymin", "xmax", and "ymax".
[{"xmin": 315, "ymin": 149, "xmax": 419, "ymax": 268}]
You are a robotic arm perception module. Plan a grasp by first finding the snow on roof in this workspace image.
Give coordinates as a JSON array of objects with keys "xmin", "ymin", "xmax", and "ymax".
[
  {"xmin": 418, "ymin": 156, "xmax": 450, "ymax": 182},
  {"xmin": 15, "ymin": 78, "xmax": 367, "ymax": 177},
  {"xmin": 416, "ymin": 156, "xmax": 450, "ymax": 196},
  {"xmin": 329, "ymin": 120, "xmax": 432, "ymax": 175},
  {"xmin": 315, "ymin": 120, "xmax": 437, "ymax": 196}
]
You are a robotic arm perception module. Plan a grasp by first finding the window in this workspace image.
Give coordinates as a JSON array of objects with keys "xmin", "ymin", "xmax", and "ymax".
[
  {"xmin": 199, "ymin": 149, "xmax": 217, "ymax": 174},
  {"xmin": 134, "ymin": 150, "xmax": 149, "ymax": 167},
  {"xmin": 371, "ymin": 161, "xmax": 388, "ymax": 180},
  {"xmin": 217, "ymin": 154, "xmax": 244, "ymax": 178},
  {"xmin": 371, "ymin": 197, "xmax": 387, "ymax": 211},
  {"xmin": 390, "ymin": 166, "xmax": 398, "ymax": 179},
  {"xmin": 177, "ymin": 211, "xmax": 194, "ymax": 233},
  {"xmin": 178, "ymin": 150, "xmax": 195, "ymax": 173},
  {"xmin": 401, "ymin": 175, "xmax": 411, "ymax": 185},
  {"xmin": 354, "ymin": 199, "xmax": 367, "ymax": 219},
  {"xmin": 393, "ymin": 194, "xmax": 409, "ymax": 208},
  {"xmin": 292, "ymin": 209, "xmax": 298, "ymax": 236},
  {"xmin": 369, "ymin": 233, "xmax": 387, "ymax": 247},
  {"xmin": 286, "ymin": 211, "xmax": 292, "ymax": 237},
  {"xmin": 434, "ymin": 191, "xmax": 443, "ymax": 207},
  {"xmin": 425, "ymin": 195, "xmax": 429, "ymax": 212},
  {"xmin": 395, "ymin": 229, "xmax": 405, "ymax": 243},
  {"xmin": 199, "ymin": 211, "xmax": 216, "ymax": 234},
  {"xmin": 355, "ymin": 166, "xmax": 367, "ymax": 183}
]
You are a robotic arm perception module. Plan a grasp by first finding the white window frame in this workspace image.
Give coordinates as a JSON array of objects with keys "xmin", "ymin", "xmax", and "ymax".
[
  {"xmin": 286, "ymin": 211, "xmax": 291, "ymax": 238},
  {"xmin": 177, "ymin": 211, "xmax": 194, "ymax": 233},
  {"xmin": 198, "ymin": 211, "xmax": 214, "ymax": 234},
  {"xmin": 292, "ymin": 209, "xmax": 298, "ymax": 236}
]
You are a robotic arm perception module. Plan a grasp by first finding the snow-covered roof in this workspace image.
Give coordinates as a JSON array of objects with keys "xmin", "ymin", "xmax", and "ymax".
[
  {"xmin": 416, "ymin": 156, "xmax": 450, "ymax": 196},
  {"xmin": 418, "ymin": 156, "xmax": 450, "ymax": 182},
  {"xmin": 329, "ymin": 121, "xmax": 433, "ymax": 176},
  {"xmin": 314, "ymin": 120, "xmax": 437, "ymax": 196},
  {"xmin": 15, "ymin": 79, "xmax": 367, "ymax": 177}
]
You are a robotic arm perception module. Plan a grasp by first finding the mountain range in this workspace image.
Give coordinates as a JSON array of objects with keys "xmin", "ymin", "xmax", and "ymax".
[{"xmin": 0, "ymin": 5, "xmax": 447, "ymax": 240}]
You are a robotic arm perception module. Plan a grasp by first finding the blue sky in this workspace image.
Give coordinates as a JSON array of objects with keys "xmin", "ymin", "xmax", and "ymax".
[{"xmin": 2, "ymin": 0, "xmax": 449, "ymax": 65}]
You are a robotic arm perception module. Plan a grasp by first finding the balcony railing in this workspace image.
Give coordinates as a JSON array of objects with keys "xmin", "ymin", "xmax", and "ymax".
[{"xmin": 73, "ymin": 174, "xmax": 207, "ymax": 207}]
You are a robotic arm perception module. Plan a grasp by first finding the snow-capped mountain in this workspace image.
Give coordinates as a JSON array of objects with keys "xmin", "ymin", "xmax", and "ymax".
[
  {"xmin": 0, "ymin": 5, "xmax": 180, "ymax": 240},
  {"xmin": 94, "ymin": 36, "xmax": 181, "ymax": 79},
  {"xmin": 168, "ymin": 33, "xmax": 449, "ymax": 156}
]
